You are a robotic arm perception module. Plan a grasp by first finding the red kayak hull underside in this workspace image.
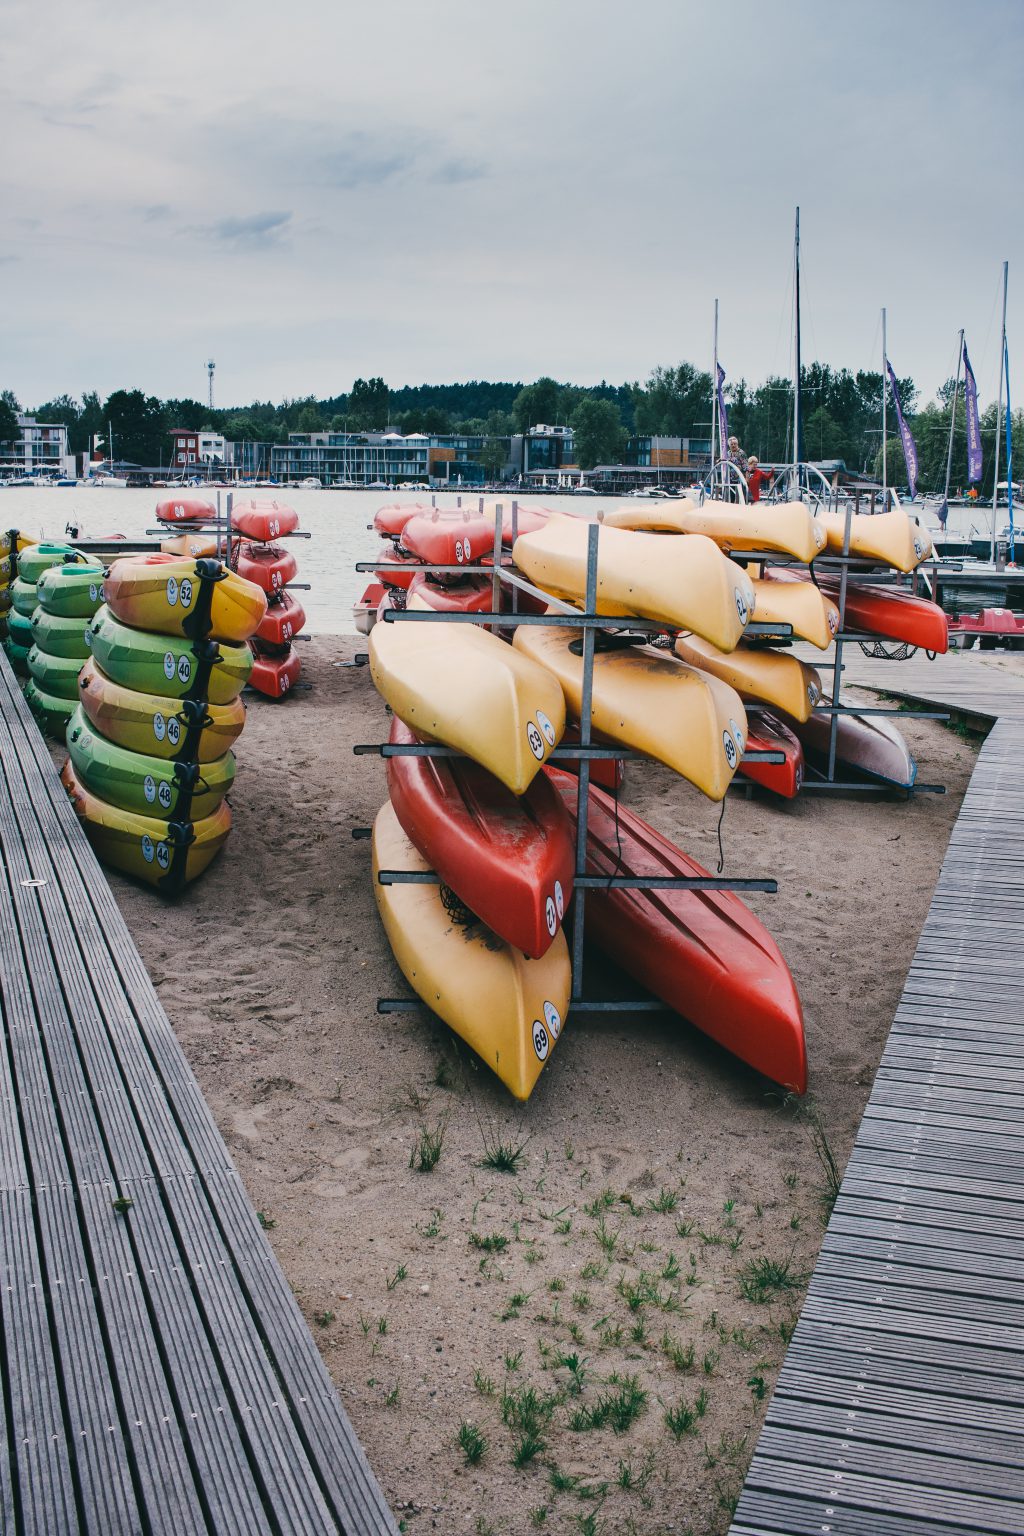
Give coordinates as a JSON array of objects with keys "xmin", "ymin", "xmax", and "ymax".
[
  {"xmin": 559, "ymin": 723, "xmax": 625, "ymax": 793},
  {"xmin": 155, "ymin": 497, "xmax": 215, "ymax": 525},
  {"xmin": 547, "ymin": 769, "xmax": 806, "ymax": 1091},
  {"xmin": 255, "ymin": 589, "xmax": 306, "ymax": 646},
  {"xmin": 408, "ymin": 571, "xmax": 493, "ymax": 614},
  {"xmin": 376, "ymin": 543, "xmax": 420, "ymax": 589},
  {"xmin": 248, "ymin": 641, "xmax": 301, "ymax": 697},
  {"xmin": 401, "ymin": 511, "xmax": 495, "ymax": 568},
  {"xmin": 234, "ymin": 542, "xmax": 298, "ymax": 596},
  {"xmin": 373, "ymin": 503, "xmax": 431, "ymax": 540},
  {"xmin": 738, "ymin": 711, "xmax": 804, "ymax": 799},
  {"xmin": 386, "ymin": 719, "xmax": 575, "ymax": 959},
  {"xmin": 232, "ymin": 501, "xmax": 299, "ymax": 542},
  {"xmin": 814, "ymin": 574, "xmax": 949, "ymax": 653}
]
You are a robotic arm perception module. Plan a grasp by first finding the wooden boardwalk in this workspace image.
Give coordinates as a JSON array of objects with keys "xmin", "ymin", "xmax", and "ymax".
[
  {"xmin": 0, "ymin": 651, "xmax": 398, "ymax": 1535},
  {"xmin": 732, "ymin": 650, "xmax": 1024, "ymax": 1535}
]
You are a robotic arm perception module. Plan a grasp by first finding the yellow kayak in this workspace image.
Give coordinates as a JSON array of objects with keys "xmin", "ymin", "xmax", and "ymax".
[
  {"xmin": 103, "ymin": 555, "xmax": 267, "ymax": 644},
  {"xmin": 816, "ymin": 508, "xmax": 932, "ymax": 572},
  {"xmin": 513, "ymin": 515, "xmax": 755, "ymax": 651},
  {"xmin": 369, "ymin": 616, "xmax": 565, "ymax": 795},
  {"xmin": 675, "ymin": 635, "xmax": 823, "ymax": 723},
  {"xmin": 0, "ymin": 532, "xmax": 36, "ymax": 560},
  {"xmin": 61, "ymin": 762, "xmax": 231, "ymax": 893},
  {"xmin": 749, "ymin": 575, "xmax": 839, "ymax": 649},
  {"xmin": 514, "ymin": 623, "xmax": 747, "ymax": 800},
  {"xmin": 161, "ymin": 533, "xmax": 221, "ymax": 559},
  {"xmin": 373, "ymin": 798, "xmax": 570, "ymax": 1100},
  {"xmin": 77, "ymin": 659, "xmax": 246, "ymax": 761},
  {"xmin": 604, "ymin": 499, "xmax": 826, "ymax": 563}
]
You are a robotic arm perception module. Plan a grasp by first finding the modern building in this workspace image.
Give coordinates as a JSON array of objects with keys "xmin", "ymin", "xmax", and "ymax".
[
  {"xmin": 269, "ymin": 430, "xmax": 513, "ymax": 487},
  {"xmin": 0, "ymin": 414, "xmax": 74, "ymax": 478},
  {"xmin": 169, "ymin": 427, "xmax": 227, "ymax": 469},
  {"xmin": 510, "ymin": 424, "xmax": 579, "ymax": 486}
]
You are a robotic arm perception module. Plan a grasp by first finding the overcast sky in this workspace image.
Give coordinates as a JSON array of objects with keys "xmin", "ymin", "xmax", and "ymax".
[{"xmin": 3, "ymin": 0, "xmax": 1021, "ymax": 411}]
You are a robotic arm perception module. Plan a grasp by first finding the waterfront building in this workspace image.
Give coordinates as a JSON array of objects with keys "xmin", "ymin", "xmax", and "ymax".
[
  {"xmin": 0, "ymin": 414, "xmax": 74, "ymax": 478},
  {"xmin": 510, "ymin": 424, "xmax": 579, "ymax": 486},
  {"xmin": 169, "ymin": 426, "xmax": 227, "ymax": 468},
  {"xmin": 269, "ymin": 430, "xmax": 513, "ymax": 487}
]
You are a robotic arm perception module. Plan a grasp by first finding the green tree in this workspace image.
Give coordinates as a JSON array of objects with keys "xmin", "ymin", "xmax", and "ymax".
[
  {"xmin": 224, "ymin": 414, "xmax": 261, "ymax": 441},
  {"xmin": 102, "ymin": 389, "xmax": 166, "ymax": 465},
  {"xmin": 0, "ymin": 390, "xmax": 21, "ymax": 444},
  {"xmin": 512, "ymin": 377, "xmax": 561, "ymax": 431},
  {"xmin": 485, "ymin": 408, "xmax": 516, "ymax": 436},
  {"xmin": 632, "ymin": 363, "xmax": 712, "ymax": 438},
  {"xmin": 570, "ymin": 396, "xmax": 626, "ymax": 469},
  {"xmin": 297, "ymin": 402, "xmax": 324, "ymax": 432},
  {"xmin": 348, "ymin": 377, "xmax": 389, "ymax": 430}
]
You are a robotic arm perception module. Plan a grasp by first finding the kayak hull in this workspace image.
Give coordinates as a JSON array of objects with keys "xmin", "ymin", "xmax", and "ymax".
[
  {"xmin": 407, "ymin": 572, "xmax": 493, "ymax": 615},
  {"xmin": 248, "ymin": 643, "xmax": 301, "ymax": 698},
  {"xmin": 814, "ymin": 574, "xmax": 949, "ymax": 652},
  {"xmin": 231, "ymin": 501, "xmax": 299, "ymax": 542},
  {"xmin": 400, "ymin": 510, "xmax": 495, "ymax": 568},
  {"xmin": 605, "ymin": 498, "xmax": 826, "ymax": 562},
  {"xmin": 739, "ymin": 710, "xmax": 804, "ymax": 798},
  {"xmin": 254, "ymin": 590, "xmax": 306, "ymax": 646},
  {"xmin": 78, "ymin": 658, "xmax": 246, "ymax": 762},
  {"xmin": 233, "ymin": 542, "xmax": 298, "ymax": 597},
  {"xmin": 30, "ymin": 609, "xmax": 92, "ymax": 659},
  {"xmin": 155, "ymin": 496, "xmax": 216, "ymax": 525},
  {"xmin": 373, "ymin": 799, "xmax": 570, "ymax": 1100},
  {"xmin": 103, "ymin": 555, "xmax": 267, "ymax": 644},
  {"xmin": 36, "ymin": 563, "xmax": 106, "ymax": 618},
  {"xmin": 25, "ymin": 679, "xmax": 76, "ymax": 738},
  {"xmin": 779, "ymin": 705, "xmax": 917, "ymax": 787},
  {"xmin": 816, "ymin": 508, "xmax": 932, "ymax": 572},
  {"xmin": 87, "ymin": 608, "xmax": 253, "ymax": 702},
  {"xmin": 750, "ymin": 574, "xmax": 839, "ymax": 649},
  {"xmin": 675, "ymin": 635, "xmax": 822, "ymax": 722},
  {"xmin": 28, "ymin": 646, "xmax": 82, "ymax": 700},
  {"xmin": 66, "ymin": 706, "xmax": 235, "ymax": 820}
]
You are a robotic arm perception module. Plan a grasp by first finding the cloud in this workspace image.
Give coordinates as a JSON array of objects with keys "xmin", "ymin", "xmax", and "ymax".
[
  {"xmin": 317, "ymin": 143, "xmax": 413, "ymax": 189},
  {"xmin": 0, "ymin": 256, "xmax": 20, "ymax": 266},
  {"xmin": 142, "ymin": 203, "xmax": 172, "ymax": 222},
  {"xmin": 187, "ymin": 210, "xmax": 292, "ymax": 248},
  {"xmin": 431, "ymin": 157, "xmax": 488, "ymax": 185}
]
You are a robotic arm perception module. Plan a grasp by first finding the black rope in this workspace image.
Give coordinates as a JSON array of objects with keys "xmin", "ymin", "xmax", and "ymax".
[{"xmin": 716, "ymin": 796, "xmax": 727, "ymax": 876}]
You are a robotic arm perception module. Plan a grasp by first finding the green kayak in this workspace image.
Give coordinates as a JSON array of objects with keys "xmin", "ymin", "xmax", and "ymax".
[
  {"xmin": 66, "ymin": 706, "xmax": 236, "ymax": 821},
  {"xmin": 28, "ymin": 645, "xmax": 83, "ymax": 701},
  {"xmin": 36, "ymin": 561, "xmax": 105, "ymax": 618},
  {"xmin": 26, "ymin": 679, "xmax": 75, "ymax": 737},
  {"xmin": 86, "ymin": 606, "xmax": 253, "ymax": 704},
  {"xmin": 8, "ymin": 609, "xmax": 34, "ymax": 649},
  {"xmin": 31, "ymin": 609, "xmax": 93, "ymax": 659},
  {"xmin": 4, "ymin": 637, "xmax": 30, "ymax": 676},
  {"xmin": 11, "ymin": 577, "xmax": 39, "ymax": 617},
  {"xmin": 17, "ymin": 542, "xmax": 81, "ymax": 584}
]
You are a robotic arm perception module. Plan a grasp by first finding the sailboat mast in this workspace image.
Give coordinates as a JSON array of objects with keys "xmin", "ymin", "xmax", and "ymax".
[
  {"xmin": 992, "ymin": 260, "xmax": 1008, "ymax": 559},
  {"xmin": 882, "ymin": 309, "xmax": 888, "ymax": 507},
  {"xmin": 712, "ymin": 297, "xmax": 719, "ymax": 494},
  {"xmin": 943, "ymin": 329, "xmax": 965, "ymax": 505},
  {"xmin": 793, "ymin": 207, "xmax": 801, "ymax": 495}
]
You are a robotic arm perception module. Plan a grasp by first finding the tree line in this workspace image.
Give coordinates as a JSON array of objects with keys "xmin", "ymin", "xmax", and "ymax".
[{"xmin": 1, "ymin": 367, "xmax": 1017, "ymax": 490}]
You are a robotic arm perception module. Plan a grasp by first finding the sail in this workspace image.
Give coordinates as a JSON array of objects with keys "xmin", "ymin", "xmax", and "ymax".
[
  {"xmin": 963, "ymin": 340, "xmax": 983, "ymax": 483},
  {"xmin": 716, "ymin": 365, "xmax": 729, "ymax": 460},
  {"xmin": 886, "ymin": 360, "xmax": 919, "ymax": 499}
]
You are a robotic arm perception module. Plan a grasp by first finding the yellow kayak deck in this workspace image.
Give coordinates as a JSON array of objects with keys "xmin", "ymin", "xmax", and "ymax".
[
  {"xmin": 675, "ymin": 635, "xmax": 823, "ymax": 722},
  {"xmin": 748, "ymin": 574, "xmax": 839, "ymax": 650},
  {"xmin": 816, "ymin": 508, "xmax": 933, "ymax": 572},
  {"xmin": 604, "ymin": 499, "xmax": 826, "ymax": 563}
]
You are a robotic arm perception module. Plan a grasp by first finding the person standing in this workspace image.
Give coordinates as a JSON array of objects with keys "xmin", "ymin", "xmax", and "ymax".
[
  {"xmin": 727, "ymin": 435, "xmax": 748, "ymax": 473},
  {"xmin": 746, "ymin": 455, "xmax": 773, "ymax": 503}
]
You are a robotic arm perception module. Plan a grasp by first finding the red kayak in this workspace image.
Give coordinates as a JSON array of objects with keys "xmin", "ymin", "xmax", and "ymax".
[
  {"xmin": 738, "ymin": 710, "xmax": 804, "ymax": 799},
  {"xmin": 248, "ymin": 640, "xmax": 301, "ymax": 698},
  {"xmin": 547, "ymin": 769, "xmax": 806, "ymax": 1092},
  {"xmin": 232, "ymin": 500, "xmax": 299, "ymax": 543},
  {"xmin": 386, "ymin": 719, "xmax": 575, "ymax": 959},
  {"xmin": 408, "ymin": 571, "xmax": 493, "ymax": 614},
  {"xmin": 489, "ymin": 504, "xmax": 557, "ymax": 547},
  {"xmin": 400, "ymin": 509, "xmax": 494, "ymax": 568},
  {"xmin": 155, "ymin": 496, "xmax": 215, "ymax": 525},
  {"xmin": 234, "ymin": 542, "xmax": 298, "ymax": 596},
  {"xmin": 813, "ymin": 573, "xmax": 948, "ymax": 653},
  {"xmin": 376, "ymin": 542, "xmax": 420, "ymax": 589},
  {"xmin": 373, "ymin": 503, "xmax": 430, "ymax": 541},
  {"xmin": 255, "ymin": 589, "xmax": 306, "ymax": 646},
  {"xmin": 559, "ymin": 723, "xmax": 624, "ymax": 793}
]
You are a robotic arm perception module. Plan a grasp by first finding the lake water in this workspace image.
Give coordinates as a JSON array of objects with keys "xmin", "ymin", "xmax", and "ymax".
[{"xmin": 1, "ymin": 487, "xmax": 989, "ymax": 635}]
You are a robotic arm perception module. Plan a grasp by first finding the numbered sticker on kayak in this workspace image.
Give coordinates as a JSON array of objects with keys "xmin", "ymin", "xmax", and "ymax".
[
  {"xmin": 155, "ymin": 842, "xmax": 170, "ymax": 872},
  {"xmin": 83, "ymin": 625, "xmax": 92, "ymax": 649},
  {"xmin": 143, "ymin": 774, "xmax": 156, "ymax": 803},
  {"xmin": 455, "ymin": 539, "xmax": 465, "ymax": 563},
  {"xmin": 526, "ymin": 721, "xmax": 545, "ymax": 760},
  {"xmin": 153, "ymin": 712, "xmax": 166, "ymax": 742},
  {"xmin": 913, "ymin": 536, "xmax": 925, "ymax": 559},
  {"xmin": 536, "ymin": 710, "xmax": 556, "ymax": 747},
  {"xmin": 532, "ymin": 1020, "xmax": 550, "ymax": 1062},
  {"xmin": 163, "ymin": 651, "xmax": 176, "ymax": 681},
  {"xmin": 544, "ymin": 1001, "xmax": 561, "ymax": 1040},
  {"xmin": 734, "ymin": 586, "xmax": 749, "ymax": 624},
  {"xmin": 729, "ymin": 717, "xmax": 745, "ymax": 755},
  {"xmin": 158, "ymin": 781, "xmax": 172, "ymax": 810},
  {"xmin": 179, "ymin": 578, "xmax": 193, "ymax": 609},
  {"xmin": 177, "ymin": 655, "xmax": 192, "ymax": 685},
  {"xmin": 722, "ymin": 729, "xmax": 738, "ymax": 769},
  {"xmin": 827, "ymin": 608, "xmax": 839, "ymax": 635},
  {"xmin": 545, "ymin": 896, "xmax": 557, "ymax": 937},
  {"xmin": 166, "ymin": 577, "xmax": 179, "ymax": 607},
  {"xmin": 141, "ymin": 834, "xmax": 155, "ymax": 863},
  {"xmin": 89, "ymin": 583, "xmax": 99, "ymax": 603},
  {"xmin": 282, "ymin": 621, "xmax": 293, "ymax": 641},
  {"xmin": 808, "ymin": 680, "xmax": 820, "ymax": 705},
  {"xmin": 554, "ymin": 879, "xmax": 564, "ymax": 920},
  {"xmin": 166, "ymin": 716, "xmax": 181, "ymax": 747},
  {"xmin": 268, "ymin": 518, "xmax": 280, "ymax": 539}
]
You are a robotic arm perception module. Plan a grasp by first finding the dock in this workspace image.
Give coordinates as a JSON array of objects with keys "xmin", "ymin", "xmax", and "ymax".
[
  {"xmin": 731, "ymin": 648, "xmax": 1024, "ymax": 1535},
  {"xmin": 0, "ymin": 648, "xmax": 397, "ymax": 1534}
]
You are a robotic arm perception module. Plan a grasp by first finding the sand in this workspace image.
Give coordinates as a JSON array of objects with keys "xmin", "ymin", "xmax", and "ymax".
[{"xmin": 97, "ymin": 637, "xmax": 979, "ymax": 1536}]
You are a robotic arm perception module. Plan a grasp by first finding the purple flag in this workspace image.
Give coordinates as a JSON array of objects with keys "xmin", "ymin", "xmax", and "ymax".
[
  {"xmin": 716, "ymin": 364, "xmax": 729, "ymax": 460},
  {"xmin": 963, "ymin": 340, "xmax": 983, "ymax": 483},
  {"xmin": 886, "ymin": 360, "xmax": 919, "ymax": 499}
]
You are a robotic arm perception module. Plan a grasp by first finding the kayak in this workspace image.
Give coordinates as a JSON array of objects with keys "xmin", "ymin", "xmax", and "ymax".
[
  {"xmin": 4, "ymin": 637, "xmax": 30, "ymax": 676},
  {"xmin": 605, "ymin": 499, "xmax": 827, "ymax": 563},
  {"xmin": 28, "ymin": 646, "xmax": 82, "ymax": 700},
  {"xmin": 161, "ymin": 533, "xmax": 220, "ymax": 559},
  {"xmin": 35, "ymin": 562, "xmax": 106, "ymax": 618},
  {"xmin": 739, "ymin": 710, "xmax": 804, "ymax": 799},
  {"xmin": 481, "ymin": 501, "xmax": 558, "ymax": 545},
  {"xmin": 513, "ymin": 624, "xmax": 746, "ymax": 801},
  {"xmin": 373, "ymin": 503, "xmax": 431, "ymax": 540},
  {"xmin": 231, "ymin": 500, "xmax": 299, "ymax": 543},
  {"xmin": 78, "ymin": 659, "xmax": 246, "ymax": 762},
  {"xmin": 154, "ymin": 496, "xmax": 215, "ymax": 525},
  {"xmin": 513, "ymin": 516, "xmax": 755, "ymax": 650},
  {"xmin": 812, "ymin": 574, "xmax": 949, "ymax": 653},
  {"xmin": 25, "ymin": 679, "xmax": 75, "ymax": 737},
  {"xmin": 86, "ymin": 607, "xmax": 253, "ymax": 703},
  {"xmin": 816, "ymin": 508, "xmax": 932, "ymax": 572},
  {"xmin": 376, "ymin": 542, "xmax": 421, "ymax": 589},
  {"xmin": 547, "ymin": 768, "xmax": 806, "ymax": 1092},
  {"xmin": 559, "ymin": 722, "xmax": 624, "ymax": 793},
  {"xmin": 369, "ymin": 615, "xmax": 565, "ymax": 795},
  {"xmin": 254, "ymin": 589, "xmax": 306, "ymax": 646},
  {"xmin": 780, "ymin": 704, "xmax": 917, "ymax": 787},
  {"xmin": 372, "ymin": 798, "xmax": 570, "ymax": 1101},
  {"xmin": 233, "ymin": 541, "xmax": 298, "ymax": 596},
  {"xmin": 11, "ymin": 577, "xmax": 41, "ymax": 617},
  {"xmin": 0, "ymin": 532, "xmax": 36, "ymax": 560},
  {"xmin": 407, "ymin": 572, "xmax": 493, "ymax": 615},
  {"xmin": 30, "ymin": 609, "xmax": 92, "ymax": 659},
  {"xmin": 400, "ymin": 509, "xmax": 495, "ymax": 568},
  {"xmin": 248, "ymin": 642, "xmax": 301, "ymax": 698},
  {"xmin": 8, "ymin": 609, "xmax": 34, "ymax": 649},
  {"xmin": 749, "ymin": 573, "xmax": 839, "ymax": 649},
  {"xmin": 61, "ymin": 762, "xmax": 232, "ymax": 893},
  {"xmin": 354, "ymin": 581, "xmax": 385, "ymax": 635},
  {"xmin": 66, "ymin": 706, "xmax": 235, "ymax": 820},
  {"xmin": 17, "ymin": 543, "xmax": 81, "ymax": 584},
  {"xmin": 0, "ymin": 584, "xmax": 11, "ymax": 613},
  {"xmin": 386, "ymin": 718, "xmax": 574, "ymax": 960},
  {"xmin": 103, "ymin": 554, "xmax": 267, "ymax": 644},
  {"xmin": 674, "ymin": 635, "xmax": 823, "ymax": 723},
  {"xmin": 0, "ymin": 556, "xmax": 12, "ymax": 584}
]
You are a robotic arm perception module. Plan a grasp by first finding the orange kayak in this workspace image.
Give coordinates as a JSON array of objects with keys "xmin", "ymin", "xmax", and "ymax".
[{"xmin": 103, "ymin": 554, "xmax": 267, "ymax": 644}]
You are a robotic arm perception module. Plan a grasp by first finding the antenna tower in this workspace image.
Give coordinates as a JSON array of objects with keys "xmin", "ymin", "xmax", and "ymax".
[{"xmin": 207, "ymin": 359, "xmax": 215, "ymax": 410}]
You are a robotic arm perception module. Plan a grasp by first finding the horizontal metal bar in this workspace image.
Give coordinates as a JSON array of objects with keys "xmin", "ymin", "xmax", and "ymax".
[
  {"xmin": 377, "ymin": 996, "xmax": 672, "ymax": 1015},
  {"xmin": 800, "ymin": 780, "xmax": 946, "ymax": 794},
  {"xmin": 817, "ymin": 705, "xmax": 950, "ymax": 719},
  {"xmin": 375, "ymin": 869, "xmax": 778, "ymax": 893},
  {"xmin": 355, "ymin": 741, "xmax": 784, "ymax": 765},
  {"xmin": 743, "ymin": 751, "xmax": 786, "ymax": 763},
  {"xmin": 145, "ymin": 527, "xmax": 312, "ymax": 539}
]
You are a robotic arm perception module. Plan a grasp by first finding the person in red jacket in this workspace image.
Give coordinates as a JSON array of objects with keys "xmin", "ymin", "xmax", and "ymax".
[{"xmin": 746, "ymin": 455, "xmax": 773, "ymax": 503}]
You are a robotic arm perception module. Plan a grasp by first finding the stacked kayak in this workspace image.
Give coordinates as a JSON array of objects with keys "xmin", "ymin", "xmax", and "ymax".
[
  {"xmin": 232, "ymin": 500, "xmax": 304, "ymax": 698},
  {"xmin": 0, "ymin": 531, "xmax": 34, "ymax": 645},
  {"xmin": 5, "ymin": 540, "xmax": 76, "ymax": 678},
  {"xmin": 26, "ymin": 558, "xmax": 105, "ymax": 737},
  {"xmin": 62, "ymin": 553, "xmax": 264, "ymax": 893}
]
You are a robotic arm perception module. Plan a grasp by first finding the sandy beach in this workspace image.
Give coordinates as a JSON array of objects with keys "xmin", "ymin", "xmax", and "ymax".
[{"xmin": 86, "ymin": 636, "xmax": 979, "ymax": 1536}]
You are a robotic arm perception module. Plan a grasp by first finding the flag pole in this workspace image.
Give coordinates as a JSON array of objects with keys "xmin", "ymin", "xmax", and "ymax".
[
  {"xmin": 793, "ymin": 207, "xmax": 801, "ymax": 499},
  {"xmin": 712, "ymin": 297, "xmax": 719, "ymax": 496},
  {"xmin": 881, "ymin": 307, "xmax": 888, "ymax": 510},
  {"xmin": 992, "ymin": 261, "xmax": 1008, "ymax": 562},
  {"xmin": 942, "ymin": 329, "xmax": 964, "ymax": 517}
]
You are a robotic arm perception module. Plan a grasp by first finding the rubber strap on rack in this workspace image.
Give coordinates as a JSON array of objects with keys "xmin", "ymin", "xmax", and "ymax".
[
  {"xmin": 181, "ymin": 637, "xmax": 222, "ymax": 703},
  {"xmin": 170, "ymin": 696, "xmax": 214, "ymax": 765},
  {"xmin": 180, "ymin": 557, "xmax": 228, "ymax": 642},
  {"xmin": 156, "ymin": 818, "xmax": 197, "ymax": 895},
  {"xmin": 7, "ymin": 531, "xmax": 19, "ymax": 580}
]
